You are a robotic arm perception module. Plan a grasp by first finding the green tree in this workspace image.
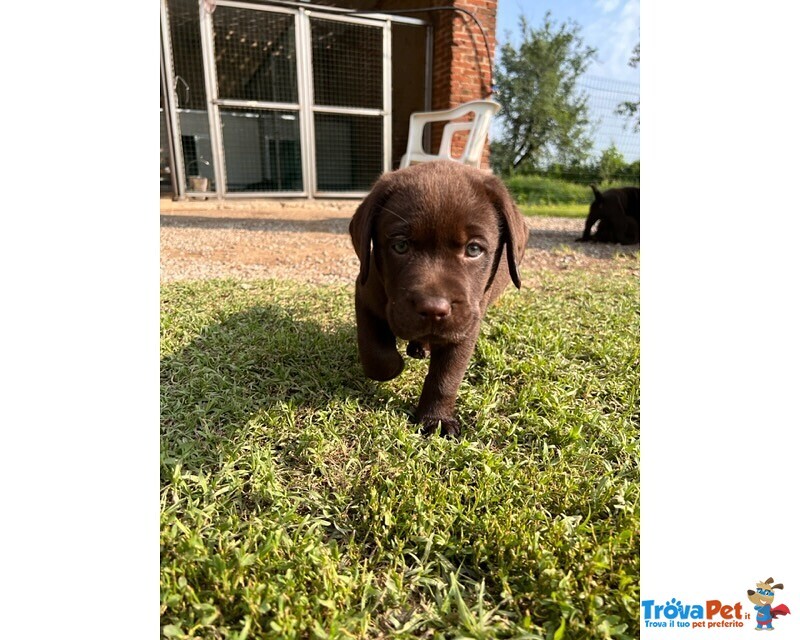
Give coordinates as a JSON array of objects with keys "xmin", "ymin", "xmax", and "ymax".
[
  {"xmin": 491, "ymin": 12, "xmax": 597, "ymax": 175},
  {"xmin": 616, "ymin": 42, "xmax": 640, "ymax": 131},
  {"xmin": 597, "ymin": 144, "xmax": 626, "ymax": 183}
]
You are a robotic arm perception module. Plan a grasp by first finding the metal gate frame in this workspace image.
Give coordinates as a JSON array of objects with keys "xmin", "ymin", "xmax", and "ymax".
[
  {"xmin": 160, "ymin": 0, "xmax": 431, "ymax": 199},
  {"xmin": 303, "ymin": 9, "xmax": 391, "ymax": 198},
  {"xmin": 160, "ymin": 0, "xmax": 185, "ymax": 199}
]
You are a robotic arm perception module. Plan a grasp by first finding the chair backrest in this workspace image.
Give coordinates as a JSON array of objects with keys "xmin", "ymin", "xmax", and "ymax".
[{"xmin": 400, "ymin": 99, "xmax": 501, "ymax": 169}]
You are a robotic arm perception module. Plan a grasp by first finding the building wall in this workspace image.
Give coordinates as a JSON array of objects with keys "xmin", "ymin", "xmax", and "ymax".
[
  {"xmin": 340, "ymin": 0, "xmax": 497, "ymax": 105},
  {"xmin": 430, "ymin": 0, "xmax": 497, "ymax": 169},
  {"xmin": 162, "ymin": 0, "xmax": 500, "ymax": 198},
  {"xmin": 336, "ymin": 0, "xmax": 498, "ymax": 169}
]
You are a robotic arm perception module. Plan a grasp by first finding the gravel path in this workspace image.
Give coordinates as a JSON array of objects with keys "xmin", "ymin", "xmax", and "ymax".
[{"xmin": 160, "ymin": 198, "xmax": 639, "ymax": 285}]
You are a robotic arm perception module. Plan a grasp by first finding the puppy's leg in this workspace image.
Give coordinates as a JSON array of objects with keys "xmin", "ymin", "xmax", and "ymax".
[
  {"xmin": 414, "ymin": 332, "xmax": 479, "ymax": 438},
  {"xmin": 607, "ymin": 211, "xmax": 632, "ymax": 244},
  {"xmin": 576, "ymin": 210, "xmax": 601, "ymax": 242},
  {"xmin": 593, "ymin": 219, "xmax": 615, "ymax": 242},
  {"xmin": 355, "ymin": 291, "xmax": 404, "ymax": 381},
  {"xmin": 622, "ymin": 216, "xmax": 640, "ymax": 244}
]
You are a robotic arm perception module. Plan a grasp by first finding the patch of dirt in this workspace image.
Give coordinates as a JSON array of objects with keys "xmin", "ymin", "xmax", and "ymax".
[{"xmin": 160, "ymin": 198, "xmax": 639, "ymax": 285}]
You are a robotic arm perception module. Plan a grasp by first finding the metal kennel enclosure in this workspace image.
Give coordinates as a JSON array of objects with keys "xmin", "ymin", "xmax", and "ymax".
[{"xmin": 160, "ymin": 0, "xmax": 431, "ymax": 199}]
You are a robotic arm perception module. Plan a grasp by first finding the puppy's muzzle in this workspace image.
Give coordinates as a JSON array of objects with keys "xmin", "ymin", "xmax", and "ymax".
[{"xmin": 390, "ymin": 291, "xmax": 476, "ymax": 344}]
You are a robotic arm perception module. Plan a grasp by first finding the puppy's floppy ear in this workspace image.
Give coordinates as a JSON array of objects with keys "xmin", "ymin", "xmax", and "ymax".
[
  {"xmin": 349, "ymin": 173, "xmax": 394, "ymax": 285},
  {"xmin": 590, "ymin": 184, "xmax": 604, "ymax": 202},
  {"xmin": 482, "ymin": 173, "xmax": 528, "ymax": 289}
]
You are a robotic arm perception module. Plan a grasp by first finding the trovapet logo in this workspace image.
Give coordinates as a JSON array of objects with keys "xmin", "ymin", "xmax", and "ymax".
[
  {"xmin": 642, "ymin": 576, "xmax": 791, "ymax": 632},
  {"xmin": 641, "ymin": 598, "xmax": 747, "ymax": 630}
]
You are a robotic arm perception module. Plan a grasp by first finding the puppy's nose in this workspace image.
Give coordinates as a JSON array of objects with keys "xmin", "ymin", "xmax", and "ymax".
[{"xmin": 414, "ymin": 296, "xmax": 451, "ymax": 320}]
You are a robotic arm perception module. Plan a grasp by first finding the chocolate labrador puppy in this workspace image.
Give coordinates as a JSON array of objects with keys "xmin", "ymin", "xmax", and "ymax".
[
  {"xmin": 576, "ymin": 185, "xmax": 640, "ymax": 244},
  {"xmin": 349, "ymin": 161, "xmax": 528, "ymax": 437}
]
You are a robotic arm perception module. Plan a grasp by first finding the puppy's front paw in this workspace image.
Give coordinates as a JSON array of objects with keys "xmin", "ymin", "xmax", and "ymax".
[
  {"xmin": 438, "ymin": 418, "xmax": 461, "ymax": 438},
  {"xmin": 418, "ymin": 416, "xmax": 461, "ymax": 438},
  {"xmin": 575, "ymin": 236, "xmax": 587, "ymax": 242}
]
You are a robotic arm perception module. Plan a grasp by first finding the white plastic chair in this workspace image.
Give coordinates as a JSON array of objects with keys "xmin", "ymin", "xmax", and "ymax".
[{"xmin": 399, "ymin": 99, "xmax": 501, "ymax": 169}]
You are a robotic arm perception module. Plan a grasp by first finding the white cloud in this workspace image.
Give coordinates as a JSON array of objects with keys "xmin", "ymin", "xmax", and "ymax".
[
  {"xmin": 596, "ymin": 0, "xmax": 622, "ymax": 13},
  {"xmin": 586, "ymin": 0, "xmax": 640, "ymax": 81}
]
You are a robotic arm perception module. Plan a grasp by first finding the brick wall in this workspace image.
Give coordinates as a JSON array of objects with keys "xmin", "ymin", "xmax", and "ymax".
[
  {"xmin": 342, "ymin": 0, "xmax": 499, "ymax": 169},
  {"xmin": 430, "ymin": 0, "xmax": 496, "ymax": 109},
  {"xmin": 430, "ymin": 0, "xmax": 497, "ymax": 169}
]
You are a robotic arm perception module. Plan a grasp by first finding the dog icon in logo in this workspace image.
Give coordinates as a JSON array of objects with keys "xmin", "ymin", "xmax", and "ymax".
[{"xmin": 747, "ymin": 577, "xmax": 791, "ymax": 631}]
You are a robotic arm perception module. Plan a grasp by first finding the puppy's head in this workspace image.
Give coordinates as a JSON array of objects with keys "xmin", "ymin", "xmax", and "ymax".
[
  {"xmin": 589, "ymin": 184, "xmax": 624, "ymax": 220},
  {"xmin": 349, "ymin": 161, "xmax": 527, "ymax": 344}
]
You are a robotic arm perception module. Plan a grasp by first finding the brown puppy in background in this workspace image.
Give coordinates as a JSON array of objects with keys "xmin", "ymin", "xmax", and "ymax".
[
  {"xmin": 349, "ymin": 161, "xmax": 528, "ymax": 437},
  {"xmin": 576, "ymin": 185, "xmax": 640, "ymax": 244}
]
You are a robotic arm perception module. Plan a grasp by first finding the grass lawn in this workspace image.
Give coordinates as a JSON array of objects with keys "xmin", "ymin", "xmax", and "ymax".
[
  {"xmin": 502, "ymin": 175, "xmax": 639, "ymax": 219},
  {"xmin": 161, "ymin": 265, "xmax": 640, "ymax": 639},
  {"xmin": 516, "ymin": 203, "xmax": 588, "ymax": 219}
]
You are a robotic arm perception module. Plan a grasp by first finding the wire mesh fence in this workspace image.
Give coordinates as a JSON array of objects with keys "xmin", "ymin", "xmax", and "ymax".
[
  {"xmin": 164, "ymin": 0, "xmax": 217, "ymax": 193},
  {"xmin": 314, "ymin": 113, "xmax": 383, "ymax": 191},
  {"xmin": 213, "ymin": 6, "xmax": 302, "ymax": 193},
  {"xmin": 577, "ymin": 75, "xmax": 640, "ymax": 163},
  {"xmin": 488, "ymin": 74, "xmax": 640, "ymax": 185},
  {"xmin": 161, "ymin": 0, "xmax": 429, "ymax": 197},
  {"xmin": 213, "ymin": 6, "xmax": 298, "ymax": 104},
  {"xmin": 310, "ymin": 16, "xmax": 386, "ymax": 194},
  {"xmin": 310, "ymin": 18, "xmax": 383, "ymax": 110},
  {"xmin": 220, "ymin": 107, "xmax": 303, "ymax": 192}
]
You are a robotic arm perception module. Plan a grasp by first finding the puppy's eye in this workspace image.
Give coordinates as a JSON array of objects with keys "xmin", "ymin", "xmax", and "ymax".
[
  {"xmin": 465, "ymin": 243, "xmax": 484, "ymax": 258},
  {"xmin": 391, "ymin": 240, "xmax": 409, "ymax": 254}
]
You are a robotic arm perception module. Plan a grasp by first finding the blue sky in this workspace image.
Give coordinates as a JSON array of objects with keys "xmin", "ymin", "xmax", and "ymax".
[
  {"xmin": 497, "ymin": 0, "xmax": 640, "ymax": 84},
  {"xmin": 494, "ymin": 0, "xmax": 641, "ymax": 161}
]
